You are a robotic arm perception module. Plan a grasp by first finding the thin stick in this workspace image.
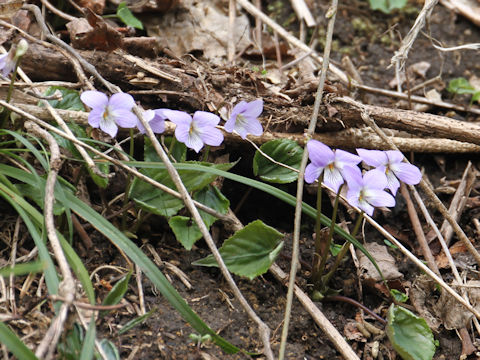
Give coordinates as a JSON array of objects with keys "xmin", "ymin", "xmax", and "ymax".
[
  {"xmin": 25, "ymin": 121, "xmax": 76, "ymax": 359},
  {"xmin": 228, "ymin": 0, "xmax": 236, "ymax": 63},
  {"xmin": 133, "ymin": 108, "xmax": 274, "ymax": 359},
  {"xmin": 278, "ymin": 1, "xmax": 338, "ymax": 358},
  {"xmin": 400, "ymin": 183, "xmax": 440, "ymax": 275}
]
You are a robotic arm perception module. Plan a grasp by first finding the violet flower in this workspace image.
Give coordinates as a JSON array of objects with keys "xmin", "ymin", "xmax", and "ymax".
[
  {"xmin": 305, "ymin": 140, "xmax": 361, "ymax": 193},
  {"xmin": 224, "ymin": 99, "xmax": 263, "ymax": 139},
  {"xmin": 80, "ymin": 91, "xmax": 138, "ymax": 138},
  {"xmin": 357, "ymin": 149, "xmax": 422, "ymax": 195},
  {"xmin": 163, "ymin": 110, "xmax": 224, "ymax": 153},
  {"xmin": 137, "ymin": 109, "xmax": 167, "ymax": 134},
  {"xmin": 0, "ymin": 52, "xmax": 15, "ymax": 77},
  {"xmin": 345, "ymin": 168, "xmax": 396, "ymax": 216}
]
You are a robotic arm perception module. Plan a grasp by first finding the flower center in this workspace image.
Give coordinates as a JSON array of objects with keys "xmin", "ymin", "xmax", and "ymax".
[{"xmin": 328, "ymin": 163, "xmax": 335, "ymax": 170}]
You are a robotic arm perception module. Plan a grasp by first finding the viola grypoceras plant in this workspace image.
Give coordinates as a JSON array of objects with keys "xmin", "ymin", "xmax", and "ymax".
[
  {"xmin": 80, "ymin": 91, "xmax": 138, "ymax": 138},
  {"xmin": 137, "ymin": 109, "xmax": 168, "ymax": 134},
  {"xmin": 343, "ymin": 167, "xmax": 396, "ymax": 216},
  {"xmin": 224, "ymin": 99, "xmax": 264, "ymax": 139},
  {"xmin": 356, "ymin": 149, "xmax": 422, "ymax": 195},
  {"xmin": 304, "ymin": 139, "xmax": 361, "ymax": 192},
  {"xmin": 162, "ymin": 110, "xmax": 224, "ymax": 153}
]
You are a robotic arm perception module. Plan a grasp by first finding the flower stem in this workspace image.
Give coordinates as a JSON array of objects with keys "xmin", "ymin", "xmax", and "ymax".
[
  {"xmin": 202, "ymin": 145, "xmax": 210, "ymax": 162},
  {"xmin": 311, "ymin": 173, "xmax": 324, "ymax": 284},
  {"xmin": 315, "ymin": 184, "xmax": 343, "ymax": 288},
  {"xmin": 321, "ymin": 212, "xmax": 364, "ymax": 288},
  {"xmin": 0, "ymin": 58, "xmax": 21, "ymax": 129},
  {"xmin": 121, "ymin": 129, "xmax": 135, "ymax": 229}
]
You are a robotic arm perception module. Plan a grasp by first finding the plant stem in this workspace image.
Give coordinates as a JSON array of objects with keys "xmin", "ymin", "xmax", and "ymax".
[
  {"xmin": 0, "ymin": 58, "xmax": 21, "ymax": 129},
  {"xmin": 121, "ymin": 129, "xmax": 135, "ymax": 230},
  {"xmin": 322, "ymin": 212, "xmax": 364, "ymax": 288},
  {"xmin": 315, "ymin": 184, "xmax": 343, "ymax": 287}
]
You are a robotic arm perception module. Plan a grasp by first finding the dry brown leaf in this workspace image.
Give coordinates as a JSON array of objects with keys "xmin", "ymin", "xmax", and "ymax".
[{"xmin": 357, "ymin": 242, "xmax": 403, "ymax": 282}]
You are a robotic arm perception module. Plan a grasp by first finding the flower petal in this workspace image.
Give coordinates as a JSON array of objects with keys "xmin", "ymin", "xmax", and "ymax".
[
  {"xmin": 364, "ymin": 189, "xmax": 396, "ymax": 208},
  {"xmin": 109, "ymin": 92, "xmax": 135, "ymax": 110},
  {"xmin": 306, "ymin": 140, "xmax": 334, "ymax": 166},
  {"xmin": 346, "ymin": 188, "xmax": 361, "ymax": 208},
  {"xmin": 113, "ymin": 109, "xmax": 138, "ymax": 128},
  {"xmin": 391, "ymin": 162, "xmax": 422, "ymax": 185},
  {"xmin": 305, "ymin": 163, "xmax": 324, "ymax": 183},
  {"xmin": 357, "ymin": 148, "xmax": 387, "ymax": 167},
  {"xmin": 363, "ymin": 169, "xmax": 388, "ymax": 190},
  {"xmin": 230, "ymin": 101, "xmax": 249, "ymax": 119},
  {"xmin": 87, "ymin": 108, "xmax": 104, "ymax": 128},
  {"xmin": 185, "ymin": 131, "xmax": 204, "ymax": 153},
  {"xmin": 200, "ymin": 127, "xmax": 224, "ymax": 147},
  {"xmin": 99, "ymin": 118, "xmax": 118, "ymax": 138},
  {"xmin": 81, "ymin": 91, "xmax": 108, "ymax": 110},
  {"xmin": 242, "ymin": 118, "xmax": 263, "ymax": 137},
  {"xmin": 342, "ymin": 165, "xmax": 362, "ymax": 189},
  {"xmin": 334, "ymin": 149, "xmax": 361, "ymax": 167},
  {"xmin": 137, "ymin": 110, "xmax": 155, "ymax": 133},
  {"xmin": 323, "ymin": 167, "xmax": 345, "ymax": 193},
  {"xmin": 163, "ymin": 109, "xmax": 192, "ymax": 126},
  {"xmin": 385, "ymin": 150, "xmax": 404, "ymax": 164},
  {"xmin": 358, "ymin": 200, "xmax": 375, "ymax": 216},
  {"xmin": 174, "ymin": 120, "xmax": 191, "ymax": 144},
  {"xmin": 193, "ymin": 111, "xmax": 220, "ymax": 127},
  {"xmin": 385, "ymin": 171, "xmax": 400, "ymax": 195},
  {"xmin": 241, "ymin": 99, "xmax": 263, "ymax": 118}
]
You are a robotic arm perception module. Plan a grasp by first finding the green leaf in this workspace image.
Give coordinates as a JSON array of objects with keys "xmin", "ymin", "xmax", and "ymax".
[
  {"xmin": 79, "ymin": 317, "xmax": 96, "ymax": 360},
  {"xmin": 368, "ymin": 0, "xmax": 406, "ymax": 13},
  {"xmin": 390, "ymin": 289, "xmax": 408, "ymax": 303},
  {"xmin": 0, "ymin": 322, "xmax": 38, "ymax": 360},
  {"xmin": 129, "ymin": 161, "xmax": 236, "ymax": 217},
  {"xmin": 147, "ymin": 137, "xmax": 186, "ymax": 163},
  {"xmin": 169, "ymin": 186, "xmax": 230, "ymax": 250},
  {"xmin": 253, "ymin": 139, "xmax": 303, "ymax": 183},
  {"xmin": 58, "ymin": 323, "xmax": 83, "ymax": 360},
  {"xmin": 96, "ymin": 340, "xmax": 120, "ymax": 360},
  {"xmin": 447, "ymin": 77, "xmax": 476, "ymax": 95},
  {"xmin": 16, "ymin": 182, "xmax": 67, "ymax": 215},
  {"xmin": 40, "ymin": 86, "xmax": 85, "ymax": 111},
  {"xmin": 101, "ymin": 271, "xmax": 132, "ymax": 316},
  {"xmin": 125, "ymin": 161, "xmax": 385, "ymax": 283},
  {"xmin": 119, "ymin": 307, "xmax": 157, "ymax": 335},
  {"xmin": 0, "ymin": 261, "xmax": 47, "ymax": 277},
  {"xmin": 169, "ymin": 216, "xmax": 203, "ymax": 250},
  {"xmin": 116, "ymin": 2, "xmax": 143, "ymax": 30},
  {"xmin": 193, "ymin": 220, "xmax": 284, "ymax": 280},
  {"xmin": 386, "ymin": 304, "xmax": 436, "ymax": 360}
]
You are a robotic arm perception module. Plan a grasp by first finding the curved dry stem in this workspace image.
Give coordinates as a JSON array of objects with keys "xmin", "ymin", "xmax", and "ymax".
[{"xmin": 278, "ymin": 1, "xmax": 338, "ymax": 359}]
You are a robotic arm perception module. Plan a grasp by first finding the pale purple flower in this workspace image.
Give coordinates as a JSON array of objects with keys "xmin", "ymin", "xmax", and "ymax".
[
  {"xmin": 80, "ymin": 91, "xmax": 138, "ymax": 138},
  {"xmin": 304, "ymin": 140, "xmax": 361, "ymax": 193},
  {"xmin": 345, "ymin": 168, "xmax": 396, "ymax": 216},
  {"xmin": 357, "ymin": 149, "xmax": 422, "ymax": 195},
  {"xmin": 224, "ymin": 99, "xmax": 263, "ymax": 139},
  {"xmin": 0, "ymin": 52, "xmax": 15, "ymax": 77},
  {"xmin": 137, "ymin": 109, "xmax": 167, "ymax": 134},
  {"xmin": 163, "ymin": 110, "xmax": 224, "ymax": 153}
]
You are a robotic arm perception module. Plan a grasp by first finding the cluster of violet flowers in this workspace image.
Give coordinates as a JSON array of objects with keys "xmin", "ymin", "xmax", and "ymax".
[
  {"xmin": 79, "ymin": 91, "xmax": 264, "ymax": 152},
  {"xmin": 305, "ymin": 139, "xmax": 422, "ymax": 216}
]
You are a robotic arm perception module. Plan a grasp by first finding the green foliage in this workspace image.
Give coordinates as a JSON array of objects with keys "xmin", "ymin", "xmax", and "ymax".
[
  {"xmin": 0, "ymin": 322, "xmax": 38, "ymax": 360},
  {"xmin": 390, "ymin": 289, "xmax": 408, "ymax": 303},
  {"xmin": 447, "ymin": 77, "xmax": 480, "ymax": 103},
  {"xmin": 58, "ymin": 323, "xmax": 86, "ymax": 360},
  {"xmin": 101, "ymin": 271, "xmax": 132, "ymax": 316},
  {"xmin": 119, "ymin": 307, "xmax": 157, "ymax": 335},
  {"xmin": 169, "ymin": 186, "xmax": 230, "ymax": 250},
  {"xmin": 96, "ymin": 340, "xmax": 120, "ymax": 360},
  {"xmin": 41, "ymin": 86, "xmax": 85, "ymax": 111},
  {"xmin": 80, "ymin": 318, "xmax": 96, "ymax": 360},
  {"xmin": 0, "ymin": 260, "xmax": 47, "ymax": 277},
  {"xmin": 368, "ymin": 0, "xmax": 406, "ymax": 13},
  {"xmin": 116, "ymin": 2, "xmax": 143, "ymax": 30},
  {"xmin": 386, "ymin": 304, "xmax": 437, "ymax": 360},
  {"xmin": 253, "ymin": 139, "xmax": 303, "ymax": 184},
  {"xmin": 129, "ymin": 161, "xmax": 235, "ymax": 217},
  {"xmin": 193, "ymin": 220, "xmax": 284, "ymax": 280},
  {"xmin": 127, "ymin": 161, "xmax": 385, "ymax": 282}
]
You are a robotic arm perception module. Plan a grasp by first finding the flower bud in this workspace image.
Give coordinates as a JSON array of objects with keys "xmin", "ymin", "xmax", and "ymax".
[{"xmin": 15, "ymin": 39, "xmax": 28, "ymax": 58}]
